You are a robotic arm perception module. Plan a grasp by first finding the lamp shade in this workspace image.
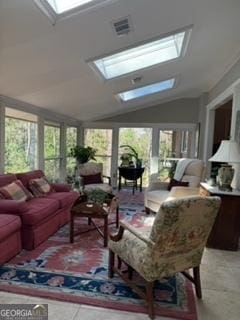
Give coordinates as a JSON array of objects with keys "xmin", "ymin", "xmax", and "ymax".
[{"xmin": 209, "ymin": 140, "xmax": 240, "ymax": 163}]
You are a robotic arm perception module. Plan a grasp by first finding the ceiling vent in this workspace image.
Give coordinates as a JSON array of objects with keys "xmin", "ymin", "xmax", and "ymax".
[{"xmin": 112, "ymin": 16, "xmax": 132, "ymax": 36}]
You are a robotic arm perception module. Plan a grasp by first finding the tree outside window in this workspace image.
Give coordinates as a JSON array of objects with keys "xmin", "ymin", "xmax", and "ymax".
[
  {"xmin": 5, "ymin": 110, "xmax": 38, "ymax": 173},
  {"xmin": 84, "ymin": 129, "xmax": 112, "ymax": 176},
  {"xmin": 44, "ymin": 123, "xmax": 60, "ymax": 181}
]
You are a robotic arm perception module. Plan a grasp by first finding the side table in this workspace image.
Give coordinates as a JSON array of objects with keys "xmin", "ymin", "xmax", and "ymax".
[{"xmin": 200, "ymin": 182, "xmax": 240, "ymax": 251}]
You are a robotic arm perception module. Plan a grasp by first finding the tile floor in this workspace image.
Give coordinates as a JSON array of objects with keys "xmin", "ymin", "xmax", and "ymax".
[{"xmin": 0, "ymin": 248, "xmax": 239, "ymax": 320}]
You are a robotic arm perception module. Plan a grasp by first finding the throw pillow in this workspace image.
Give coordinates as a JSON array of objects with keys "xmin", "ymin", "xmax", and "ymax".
[
  {"xmin": 81, "ymin": 173, "xmax": 102, "ymax": 185},
  {"xmin": 167, "ymin": 178, "xmax": 189, "ymax": 191},
  {"xmin": 29, "ymin": 177, "xmax": 52, "ymax": 197},
  {"xmin": 0, "ymin": 180, "xmax": 33, "ymax": 201}
]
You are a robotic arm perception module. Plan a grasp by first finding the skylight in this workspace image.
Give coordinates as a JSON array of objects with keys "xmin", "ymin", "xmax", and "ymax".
[
  {"xmin": 117, "ymin": 78, "xmax": 175, "ymax": 102},
  {"xmin": 46, "ymin": 0, "xmax": 95, "ymax": 14},
  {"xmin": 90, "ymin": 27, "xmax": 192, "ymax": 80}
]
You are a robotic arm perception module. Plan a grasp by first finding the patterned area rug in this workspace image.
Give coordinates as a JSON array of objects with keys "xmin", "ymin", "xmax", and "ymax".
[{"xmin": 0, "ymin": 190, "xmax": 197, "ymax": 320}]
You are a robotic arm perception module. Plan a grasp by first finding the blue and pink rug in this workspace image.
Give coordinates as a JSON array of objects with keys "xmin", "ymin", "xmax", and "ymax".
[{"xmin": 0, "ymin": 191, "xmax": 197, "ymax": 320}]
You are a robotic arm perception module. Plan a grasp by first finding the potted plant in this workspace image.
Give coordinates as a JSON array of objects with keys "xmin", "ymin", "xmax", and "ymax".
[
  {"xmin": 120, "ymin": 145, "xmax": 142, "ymax": 168},
  {"xmin": 70, "ymin": 146, "xmax": 96, "ymax": 164}
]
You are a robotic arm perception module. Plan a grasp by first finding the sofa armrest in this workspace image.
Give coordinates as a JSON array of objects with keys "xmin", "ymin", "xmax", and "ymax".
[
  {"xmin": 52, "ymin": 183, "xmax": 72, "ymax": 192},
  {"xmin": 167, "ymin": 186, "xmax": 200, "ymax": 199},
  {"xmin": 0, "ymin": 200, "xmax": 26, "ymax": 214},
  {"xmin": 146, "ymin": 180, "xmax": 169, "ymax": 192}
]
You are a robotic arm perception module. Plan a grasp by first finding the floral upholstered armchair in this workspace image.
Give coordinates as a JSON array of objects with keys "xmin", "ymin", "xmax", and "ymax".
[{"xmin": 108, "ymin": 196, "xmax": 221, "ymax": 319}]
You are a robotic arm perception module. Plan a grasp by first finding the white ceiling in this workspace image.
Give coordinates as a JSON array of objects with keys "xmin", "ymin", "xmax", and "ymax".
[{"xmin": 1, "ymin": 0, "xmax": 240, "ymax": 121}]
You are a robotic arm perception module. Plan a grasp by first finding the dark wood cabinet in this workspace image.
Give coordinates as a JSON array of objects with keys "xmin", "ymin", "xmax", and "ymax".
[{"xmin": 200, "ymin": 183, "xmax": 240, "ymax": 251}]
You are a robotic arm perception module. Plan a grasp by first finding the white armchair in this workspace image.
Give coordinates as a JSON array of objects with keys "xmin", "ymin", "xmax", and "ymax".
[{"xmin": 145, "ymin": 159, "xmax": 204, "ymax": 213}]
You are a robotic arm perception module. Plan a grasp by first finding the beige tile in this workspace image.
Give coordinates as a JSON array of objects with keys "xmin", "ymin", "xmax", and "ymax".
[
  {"xmin": 0, "ymin": 291, "xmax": 29, "ymax": 304},
  {"xmin": 201, "ymin": 248, "xmax": 228, "ymax": 267},
  {"xmin": 74, "ymin": 305, "xmax": 172, "ymax": 320},
  {"xmin": 222, "ymin": 250, "xmax": 240, "ymax": 268},
  {"xmin": 201, "ymin": 263, "xmax": 240, "ymax": 293},
  {"xmin": 197, "ymin": 288, "xmax": 240, "ymax": 320}
]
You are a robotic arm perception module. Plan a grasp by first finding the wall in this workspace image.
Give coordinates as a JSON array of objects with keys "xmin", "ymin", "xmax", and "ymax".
[
  {"xmin": 100, "ymin": 98, "xmax": 200, "ymax": 123},
  {"xmin": 208, "ymin": 56, "xmax": 240, "ymax": 103}
]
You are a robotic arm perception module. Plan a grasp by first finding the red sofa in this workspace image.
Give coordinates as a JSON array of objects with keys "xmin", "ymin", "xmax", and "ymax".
[
  {"xmin": 0, "ymin": 214, "xmax": 22, "ymax": 265},
  {"xmin": 0, "ymin": 171, "xmax": 79, "ymax": 251}
]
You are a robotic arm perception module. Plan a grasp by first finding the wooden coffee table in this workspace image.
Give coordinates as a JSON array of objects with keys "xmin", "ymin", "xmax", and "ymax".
[{"xmin": 70, "ymin": 198, "xmax": 119, "ymax": 247}]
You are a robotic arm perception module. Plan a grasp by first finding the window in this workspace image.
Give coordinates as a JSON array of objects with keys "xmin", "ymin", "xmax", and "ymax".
[
  {"xmin": 90, "ymin": 27, "xmax": 192, "ymax": 80},
  {"xmin": 117, "ymin": 79, "xmax": 175, "ymax": 102},
  {"xmin": 119, "ymin": 128, "xmax": 152, "ymax": 186},
  {"xmin": 5, "ymin": 108, "xmax": 38, "ymax": 173},
  {"xmin": 66, "ymin": 127, "xmax": 77, "ymax": 176},
  {"xmin": 159, "ymin": 130, "xmax": 192, "ymax": 181},
  {"xmin": 84, "ymin": 129, "xmax": 112, "ymax": 176},
  {"xmin": 46, "ymin": 0, "xmax": 95, "ymax": 13},
  {"xmin": 44, "ymin": 122, "xmax": 61, "ymax": 181},
  {"xmin": 35, "ymin": 0, "xmax": 114, "ymax": 21}
]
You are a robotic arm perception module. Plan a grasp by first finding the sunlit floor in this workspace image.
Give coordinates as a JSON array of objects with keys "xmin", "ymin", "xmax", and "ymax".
[{"xmin": 0, "ymin": 248, "xmax": 239, "ymax": 320}]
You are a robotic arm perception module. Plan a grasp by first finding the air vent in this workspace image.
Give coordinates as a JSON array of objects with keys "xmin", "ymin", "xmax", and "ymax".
[{"xmin": 112, "ymin": 16, "xmax": 132, "ymax": 36}]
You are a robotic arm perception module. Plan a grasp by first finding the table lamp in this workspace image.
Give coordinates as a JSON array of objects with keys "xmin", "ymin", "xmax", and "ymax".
[{"xmin": 209, "ymin": 140, "xmax": 240, "ymax": 191}]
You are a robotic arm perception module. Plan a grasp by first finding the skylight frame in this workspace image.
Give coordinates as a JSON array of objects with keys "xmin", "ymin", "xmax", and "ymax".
[
  {"xmin": 88, "ymin": 26, "xmax": 192, "ymax": 81},
  {"xmin": 34, "ymin": 0, "xmax": 118, "ymax": 23},
  {"xmin": 116, "ymin": 78, "xmax": 177, "ymax": 103}
]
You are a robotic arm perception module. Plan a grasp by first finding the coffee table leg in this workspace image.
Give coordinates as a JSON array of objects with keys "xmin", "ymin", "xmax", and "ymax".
[
  {"xmin": 104, "ymin": 216, "xmax": 108, "ymax": 247},
  {"xmin": 88, "ymin": 217, "xmax": 91, "ymax": 225},
  {"xmin": 70, "ymin": 213, "xmax": 74, "ymax": 243}
]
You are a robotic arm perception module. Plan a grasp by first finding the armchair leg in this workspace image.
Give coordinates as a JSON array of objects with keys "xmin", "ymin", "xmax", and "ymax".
[
  {"xmin": 108, "ymin": 249, "xmax": 115, "ymax": 278},
  {"xmin": 193, "ymin": 266, "xmax": 202, "ymax": 299},
  {"xmin": 145, "ymin": 207, "xmax": 151, "ymax": 215},
  {"xmin": 128, "ymin": 265, "xmax": 133, "ymax": 280},
  {"xmin": 117, "ymin": 256, "xmax": 122, "ymax": 269},
  {"xmin": 146, "ymin": 282, "xmax": 155, "ymax": 319}
]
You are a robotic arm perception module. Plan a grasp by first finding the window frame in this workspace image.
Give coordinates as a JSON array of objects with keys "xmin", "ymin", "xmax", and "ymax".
[
  {"xmin": 44, "ymin": 122, "xmax": 61, "ymax": 181},
  {"xmin": 5, "ymin": 110, "xmax": 38, "ymax": 173},
  {"xmin": 34, "ymin": 0, "xmax": 117, "ymax": 23},
  {"xmin": 84, "ymin": 128, "xmax": 113, "ymax": 177},
  {"xmin": 88, "ymin": 26, "xmax": 192, "ymax": 81}
]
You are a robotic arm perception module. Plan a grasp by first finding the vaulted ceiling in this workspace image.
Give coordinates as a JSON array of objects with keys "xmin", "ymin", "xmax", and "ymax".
[{"xmin": 1, "ymin": 0, "xmax": 240, "ymax": 121}]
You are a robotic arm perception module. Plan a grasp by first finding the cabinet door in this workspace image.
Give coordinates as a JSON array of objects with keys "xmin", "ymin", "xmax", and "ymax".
[{"xmin": 207, "ymin": 195, "xmax": 240, "ymax": 250}]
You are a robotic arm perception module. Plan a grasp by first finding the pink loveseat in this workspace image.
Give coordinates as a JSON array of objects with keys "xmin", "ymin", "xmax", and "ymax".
[{"xmin": 0, "ymin": 170, "xmax": 79, "ymax": 251}]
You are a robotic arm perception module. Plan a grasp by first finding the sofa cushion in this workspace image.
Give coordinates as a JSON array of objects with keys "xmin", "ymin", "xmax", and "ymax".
[
  {"xmin": 46, "ymin": 191, "xmax": 79, "ymax": 209},
  {"xmin": 0, "ymin": 174, "xmax": 17, "ymax": 188},
  {"xmin": 29, "ymin": 177, "xmax": 53, "ymax": 197},
  {"xmin": 167, "ymin": 179, "xmax": 189, "ymax": 191},
  {"xmin": 146, "ymin": 189, "xmax": 169, "ymax": 204},
  {"xmin": 0, "ymin": 180, "xmax": 33, "ymax": 201},
  {"xmin": 0, "ymin": 214, "xmax": 21, "ymax": 242},
  {"xmin": 16, "ymin": 170, "xmax": 45, "ymax": 189},
  {"xmin": 82, "ymin": 173, "xmax": 102, "ymax": 185},
  {"xmin": 21, "ymin": 198, "xmax": 59, "ymax": 226}
]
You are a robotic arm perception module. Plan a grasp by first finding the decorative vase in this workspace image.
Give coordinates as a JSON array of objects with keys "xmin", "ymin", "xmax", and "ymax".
[{"xmin": 218, "ymin": 164, "xmax": 234, "ymax": 191}]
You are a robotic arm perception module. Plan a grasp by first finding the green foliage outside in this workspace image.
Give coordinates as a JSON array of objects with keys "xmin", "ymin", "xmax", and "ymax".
[
  {"xmin": 5, "ymin": 117, "xmax": 37, "ymax": 173},
  {"xmin": 119, "ymin": 128, "xmax": 152, "ymax": 186},
  {"xmin": 44, "ymin": 125, "xmax": 60, "ymax": 181},
  {"xmin": 84, "ymin": 129, "xmax": 112, "ymax": 176}
]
